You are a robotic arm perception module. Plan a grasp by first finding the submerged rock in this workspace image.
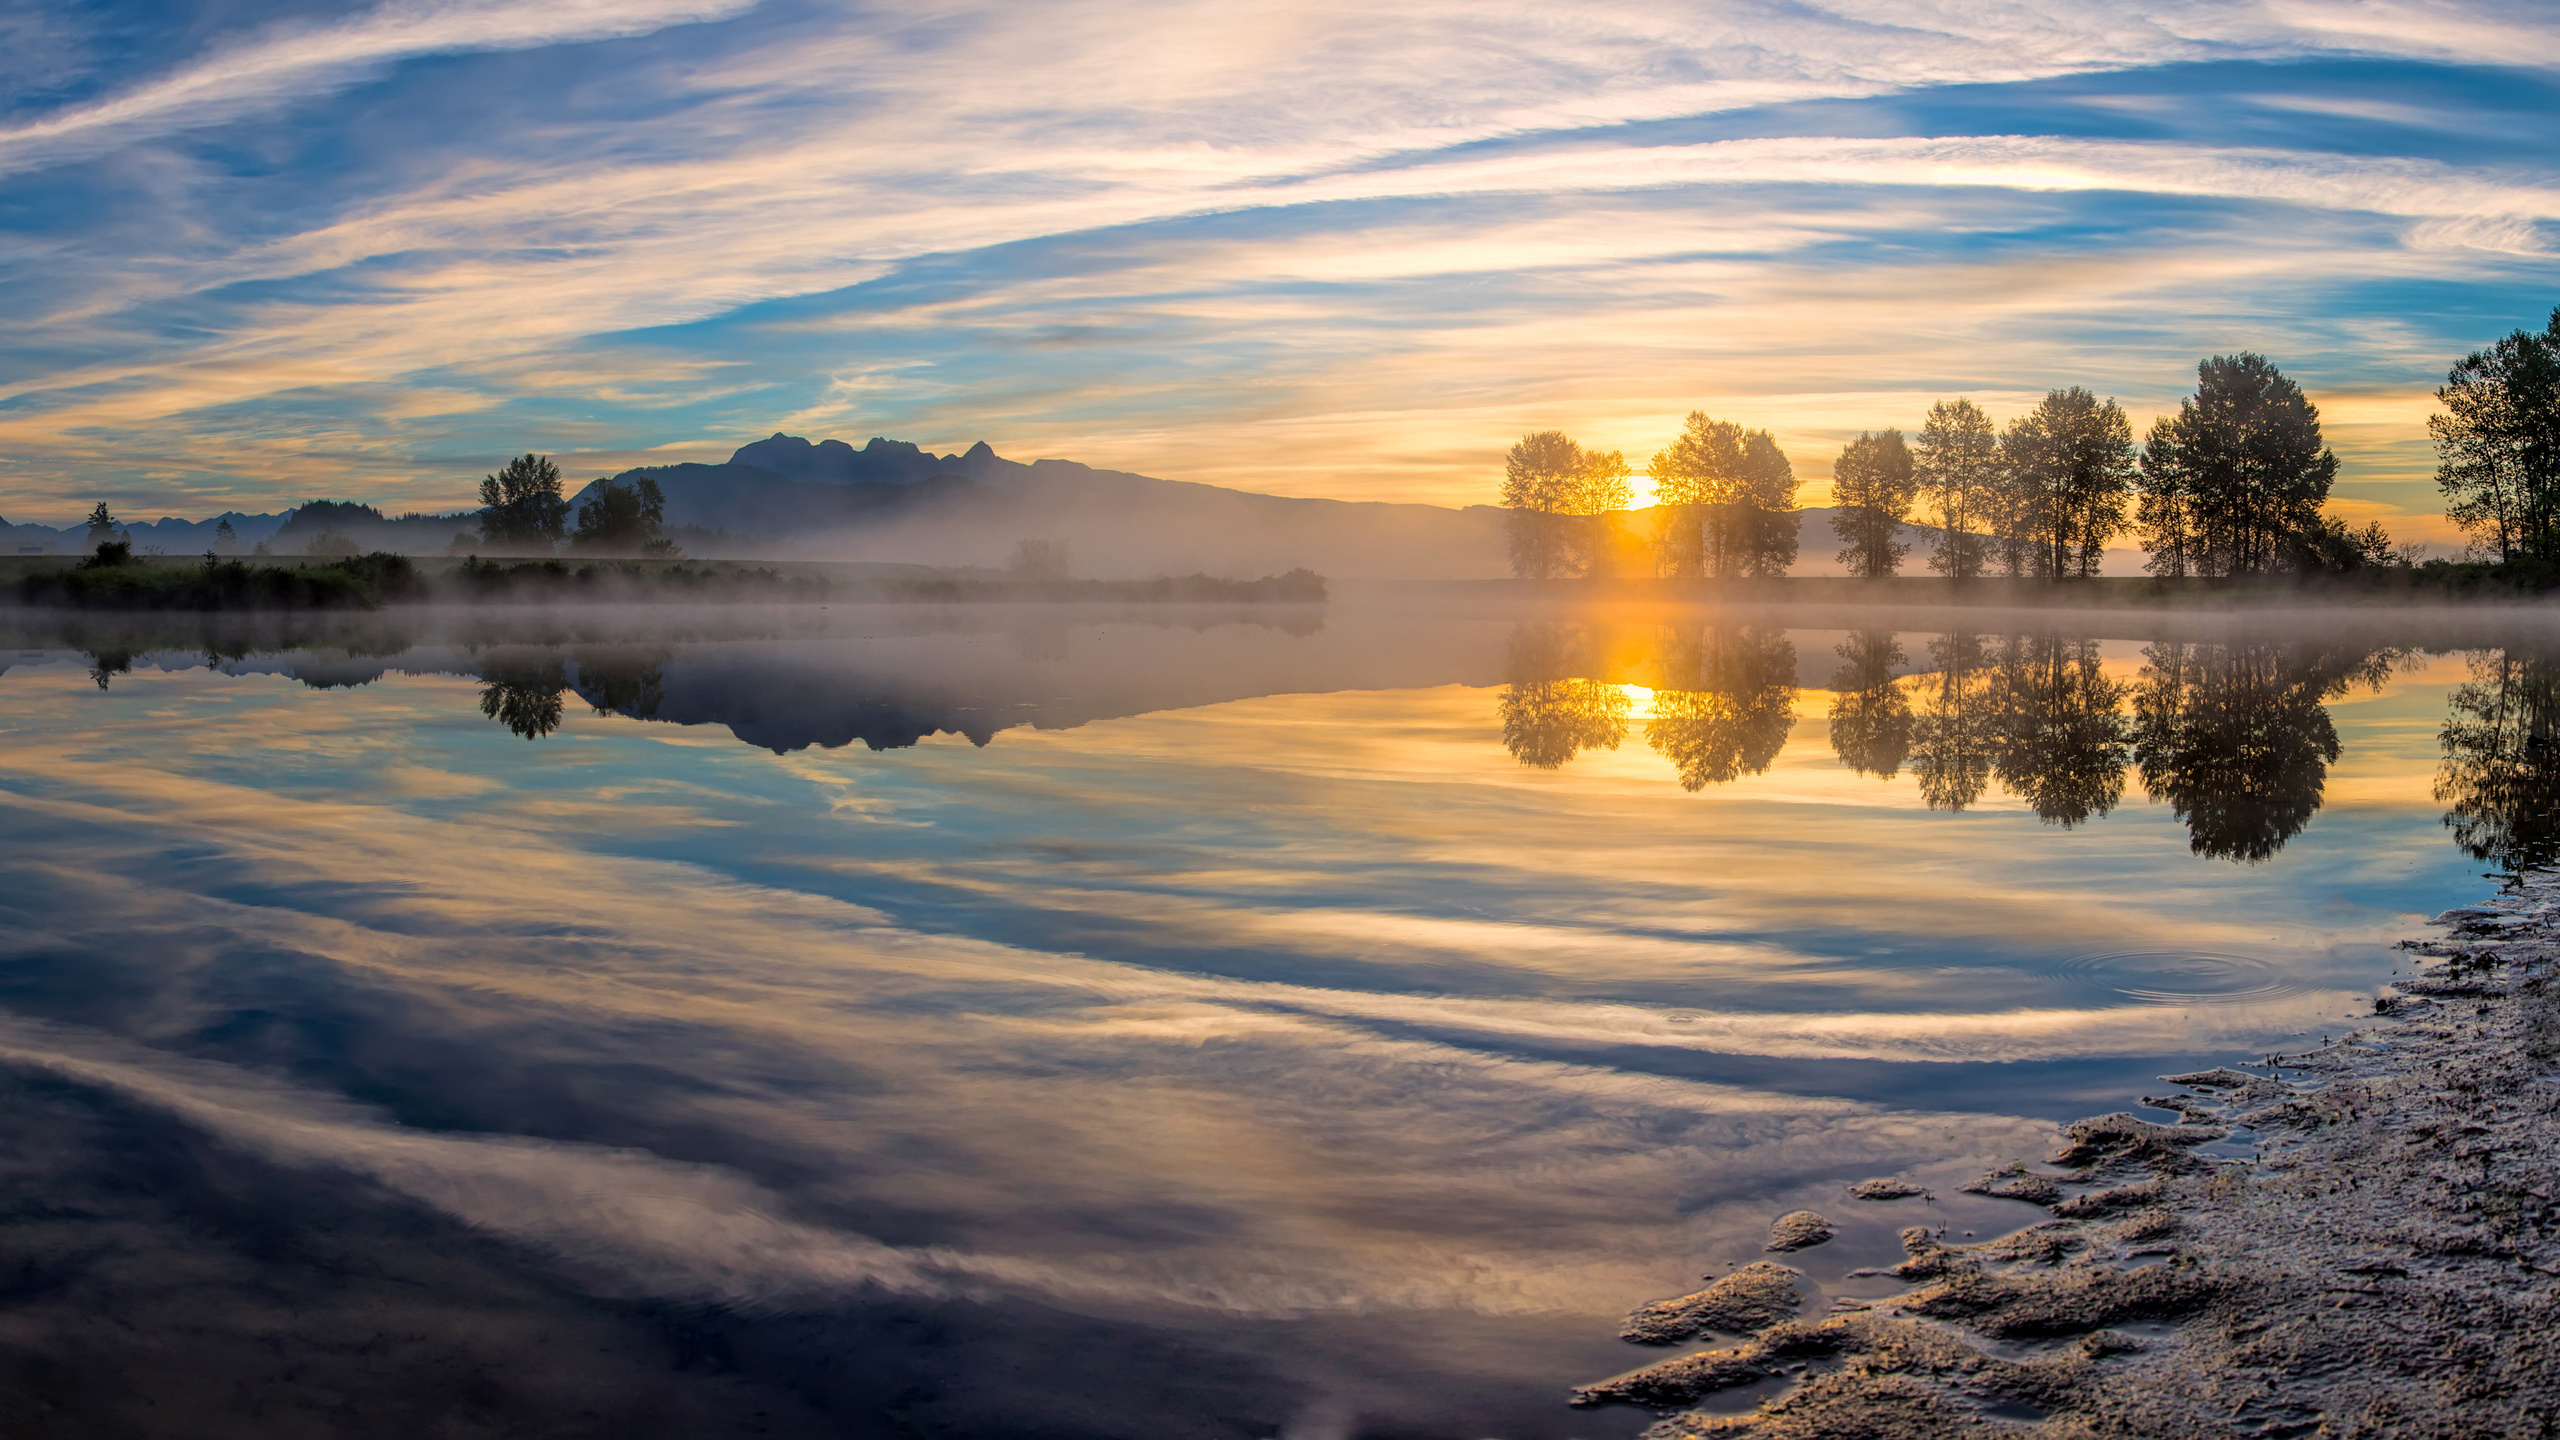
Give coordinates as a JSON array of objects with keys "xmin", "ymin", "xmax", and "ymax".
[{"xmin": 1763, "ymin": 1210, "xmax": 1836, "ymax": 1252}]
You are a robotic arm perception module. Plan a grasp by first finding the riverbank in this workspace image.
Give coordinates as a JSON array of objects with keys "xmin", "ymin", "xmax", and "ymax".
[
  {"xmin": 1573, "ymin": 877, "xmax": 2560, "ymax": 1436},
  {"xmin": 4, "ymin": 553, "xmax": 1326, "ymax": 610},
  {"xmin": 1486, "ymin": 571, "xmax": 2560, "ymax": 610}
]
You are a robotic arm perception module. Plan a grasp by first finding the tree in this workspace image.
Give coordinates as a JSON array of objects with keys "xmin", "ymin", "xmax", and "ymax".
[
  {"xmin": 2432, "ymin": 312, "xmax": 2560, "ymax": 564},
  {"xmin": 571, "ymin": 475, "xmax": 675, "ymax": 555},
  {"xmin": 1647, "ymin": 414, "xmax": 1798, "ymax": 580},
  {"xmin": 1829, "ymin": 430, "xmax": 1916, "ymax": 579},
  {"xmin": 1504, "ymin": 431, "xmax": 1585, "ymax": 580},
  {"xmin": 1646, "ymin": 413, "xmax": 1732, "ymax": 579},
  {"xmin": 2002, "ymin": 388, "xmax": 2135, "ymax": 578},
  {"xmin": 214, "ymin": 518, "xmax": 237, "ymax": 550},
  {"xmin": 1500, "ymin": 433, "xmax": 1630, "ymax": 580},
  {"xmin": 2139, "ymin": 355, "xmax": 2340, "ymax": 576},
  {"xmin": 84, "ymin": 502, "xmax": 120, "ymax": 549},
  {"xmin": 1733, "ymin": 430, "xmax": 1800, "ymax": 578},
  {"xmin": 1914, "ymin": 401, "xmax": 1999, "ymax": 580},
  {"xmin": 1827, "ymin": 630, "xmax": 1914, "ymax": 778},
  {"xmin": 478, "ymin": 453, "xmax": 569, "ymax": 551}
]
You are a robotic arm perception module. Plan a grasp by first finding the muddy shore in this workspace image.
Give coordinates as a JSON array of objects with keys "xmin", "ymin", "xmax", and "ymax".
[{"xmin": 1573, "ymin": 874, "xmax": 2560, "ymax": 1437}]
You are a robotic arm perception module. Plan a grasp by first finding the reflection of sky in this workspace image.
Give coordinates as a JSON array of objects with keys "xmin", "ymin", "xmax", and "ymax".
[
  {"xmin": 0, "ymin": 613, "xmax": 2502, "ymax": 1431},
  {"xmin": 3, "ymin": 2, "xmax": 2559, "ymax": 535}
]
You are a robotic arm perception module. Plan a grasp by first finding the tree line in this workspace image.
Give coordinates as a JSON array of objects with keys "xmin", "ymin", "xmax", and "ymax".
[
  {"xmin": 475, "ymin": 454, "xmax": 678, "ymax": 556},
  {"xmin": 1500, "ymin": 621, "xmax": 2405, "ymax": 862},
  {"xmin": 1502, "ymin": 350, "xmax": 2430, "ymax": 581}
]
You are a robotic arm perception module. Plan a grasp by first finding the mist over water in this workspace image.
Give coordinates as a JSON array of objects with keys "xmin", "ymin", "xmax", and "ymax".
[{"xmin": 0, "ymin": 599, "xmax": 2551, "ymax": 1437}]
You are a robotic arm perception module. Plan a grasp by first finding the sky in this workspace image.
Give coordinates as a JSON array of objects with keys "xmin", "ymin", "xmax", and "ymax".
[{"xmin": 1, "ymin": 1, "xmax": 2558, "ymax": 535}]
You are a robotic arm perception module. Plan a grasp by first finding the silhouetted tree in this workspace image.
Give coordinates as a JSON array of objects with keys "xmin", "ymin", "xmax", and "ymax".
[
  {"xmin": 1498, "ymin": 623, "xmax": 1629, "ymax": 767},
  {"xmin": 2131, "ymin": 640, "xmax": 2391, "ymax": 862},
  {"xmin": 2432, "ymin": 312, "xmax": 2560, "ymax": 564},
  {"xmin": 2140, "ymin": 355, "xmax": 2341, "ymax": 576},
  {"xmin": 572, "ymin": 476, "xmax": 675, "ymax": 555},
  {"xmin": 1647, "ymin": 413, "xmax": 1798, "ymax": 579},
  {"xmin": 2002, "ymin": 388, "xmax": 2135, "ymax": 579},
  {"xmin": 1990, "ymin": 633, "xmax": 2129, "ymax": 825},
  {"xmin": 1830, "ymin": 430, "xmax": 1917, "ymax": 579},
  {"xmin": 478, "ymin": 454, "xmax": 569, "ymax": 551},
  {"xmin": 214, "ymin": 518, "xmax": 237, "ymax": 549},
  {"xmin": 1910, "ymin": 631, "xmax": 1995, "ymax": 809},
  {"xmin": 1645, "ymin": 624, "xmax": 1797, "ymax": 790},
  {"xmin": 2437, "ymin": 647, "xmax": 2560, "ymax": 874},
  {"xmin": 84, "ymin": 502, "xmax": 121, "ymax": 550},
  {"xmin": 1827, "ymin": 629, "xmax": 1913, "ymax": 778},
  {"xmin": 1915, "ymin": 400, "xmax": 1998, "ymax": 581},
  {"xmin": 1502, "ymin": 432, "xmax": 1628, "ymax": 579}
]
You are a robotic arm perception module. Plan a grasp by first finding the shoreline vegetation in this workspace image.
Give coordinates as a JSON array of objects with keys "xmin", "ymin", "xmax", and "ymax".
[
  {"xmin": 4, "ymin": 548, "xmax": 1329, "ymax": 611},
  {"xmin": 1571, "ymin": 882, "xmax": 2560, "ymax": 1436},
  {"xmin": 1502, "ymin": 318, "xmax": 2560, "ymax": 596}
]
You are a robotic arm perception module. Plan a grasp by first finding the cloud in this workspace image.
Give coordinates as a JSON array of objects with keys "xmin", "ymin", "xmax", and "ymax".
[
  {"xmin": 0, "ymin": 0, "xmax": 759, "ymax": 173},
  {"xmin": 0, "ymin": 0, "xmax": 2555, "ymax": 516}
]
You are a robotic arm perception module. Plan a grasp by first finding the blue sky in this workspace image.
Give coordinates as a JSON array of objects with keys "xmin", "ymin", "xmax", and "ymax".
[{"xmin": 1, "ymin": 0, "xmax": 2557, "ymax": 533}]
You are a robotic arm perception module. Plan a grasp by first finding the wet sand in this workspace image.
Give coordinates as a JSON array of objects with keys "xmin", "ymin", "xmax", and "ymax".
[{"xmin": 1573, "ymin": 875, "xmax": 2560, "ymax": 1437}]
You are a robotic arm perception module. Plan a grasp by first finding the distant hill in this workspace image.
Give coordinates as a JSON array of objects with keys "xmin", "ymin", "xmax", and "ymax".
[{"xmin": 582, "ymin": 434, "xmax": 1514, "ymax": 579}]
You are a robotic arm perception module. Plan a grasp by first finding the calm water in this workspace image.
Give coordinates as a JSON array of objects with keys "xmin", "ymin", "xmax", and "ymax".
[{"xmin": 0, "ymin": 599, "xmax": 2551, "ymax": 1438}]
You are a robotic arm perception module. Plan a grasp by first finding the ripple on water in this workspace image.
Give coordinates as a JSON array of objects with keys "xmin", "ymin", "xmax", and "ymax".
[{"xmin": 2045, "ymin": 950, "xmax": 2306, "ymax": 1006}]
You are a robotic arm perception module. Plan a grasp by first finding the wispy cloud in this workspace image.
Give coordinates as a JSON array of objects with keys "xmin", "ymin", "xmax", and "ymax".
[{"xmin": 0, "ymin": 0, "xmax": 2554, "ymax": 520}]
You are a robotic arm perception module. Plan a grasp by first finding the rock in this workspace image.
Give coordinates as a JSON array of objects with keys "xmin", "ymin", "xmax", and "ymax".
[
  {"xmin": 1764, "ymin": 1209, "xmax": 1836, "ymax": 1252},
  {"xmin": 1961, "ymin": 1167, "xmax": 2063, "ymax": 1206},
  {"xmin": 1616, "ymin": 1260, "xmax": 1802, "ymax": 1344},
  {"xmin": 1847, "ymin": 1177, "xmax": 1928, "ymax": 1200}
]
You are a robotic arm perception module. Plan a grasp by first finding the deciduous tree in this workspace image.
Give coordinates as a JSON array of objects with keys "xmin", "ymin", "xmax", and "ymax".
[
  {"xmin": 1829, "ymin": 430, "xmax": 1916, "ymax": 579},
  {"xmin": 478, "ymin": 453, "xmax": 569, "ymax": 551},
  {"xmin": 2431, "ymin": 313, "xmax": 2560, "ymax": 564},
  {"xmin": 1914, "ymin": 401, "xmax": 1998, "ymax": 581},
  {"xmin": 2139, "ymin": 355, "xmax": 2338, "ymax": 576},
  {"xmin": 2002, "ymin": 388, "xmax": 2135, "ymax": 578}
]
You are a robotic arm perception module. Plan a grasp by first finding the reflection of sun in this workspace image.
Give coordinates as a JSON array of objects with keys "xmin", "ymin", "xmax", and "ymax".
[{"xmin": 1618, "ymin": 683, "xmax": 1656, "ymax": 718}]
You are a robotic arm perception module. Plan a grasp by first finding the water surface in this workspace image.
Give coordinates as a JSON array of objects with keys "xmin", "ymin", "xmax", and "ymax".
[{"xmin": 0, "ymin": 600, "xmax": 2548, "ymax": 1437}]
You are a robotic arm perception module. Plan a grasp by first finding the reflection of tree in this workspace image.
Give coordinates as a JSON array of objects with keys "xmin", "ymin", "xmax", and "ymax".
[
  {"xmin": 1990, "ymin": 634, "xmax": 2129, "ymax": 827},
  {"xmin": 1645, "ymin": 625, "xmax": 1797, "ymax": 790},
  {"xmin": 1499, "ymin": 623, "xmax": 1629, "ymax": 769},
  {"xmin": 1910, "ymin": 632, "xmax": 1994, "ymax": 810},
  {"xmin": 83, "ymin": 647, "xmax": 137, "ymax": 691},
  {"xmin": 478, "ymin": 656, "xmax": 569, "ymax": 739},
  {"xmin": 2133, "ymin": 640, "xmax": 2392, "ymax": 863},
  {"xmin": 1826, "ymin": 630, "xmax": 1913, "ymax": 779},
  {"xmin": 2437, "ymin": 649, "xmax": 2560, "ymax": 875},
  {"xmin": 572, "ymin": 646, "xmax": 669, "ymax": 721}
]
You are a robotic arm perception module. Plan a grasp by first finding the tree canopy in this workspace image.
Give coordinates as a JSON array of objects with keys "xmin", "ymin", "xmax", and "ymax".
[
  {"xmin": 571, "ymin": 475, "xmax": 675, "ymax": 555},
  {"xmin": 2139, "ymin": 355, "xmax": 2338, "ymax": 577},
  {"xmin": 478, "ymin": 454, "xmax": 569, "ymax": 550},
  {"xmin": 1829, "ymin": 429, "xmax": 1916, "ymax": 579},
  {"xmin": 1913, "ymin": 400, "xmax": 1999, "ymax": 580},
  {"xmin": 2432, "ymin": 311, "xmax": 2560, "ymax": 565},
  {"xmin": 2001, "ymin": 387, "xmax": 2135, "ymax": 579}
]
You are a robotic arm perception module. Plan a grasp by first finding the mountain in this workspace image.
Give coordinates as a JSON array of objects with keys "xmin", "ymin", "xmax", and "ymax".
[{"xmin": 583, "ymin": 434, "xmax": 1514, "ymax": 579}]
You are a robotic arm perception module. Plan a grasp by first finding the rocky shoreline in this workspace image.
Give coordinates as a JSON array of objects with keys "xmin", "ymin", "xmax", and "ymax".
[{"xmin": 1573, "ymin": 873, "xmax": 2560, "ymax": 1437}]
